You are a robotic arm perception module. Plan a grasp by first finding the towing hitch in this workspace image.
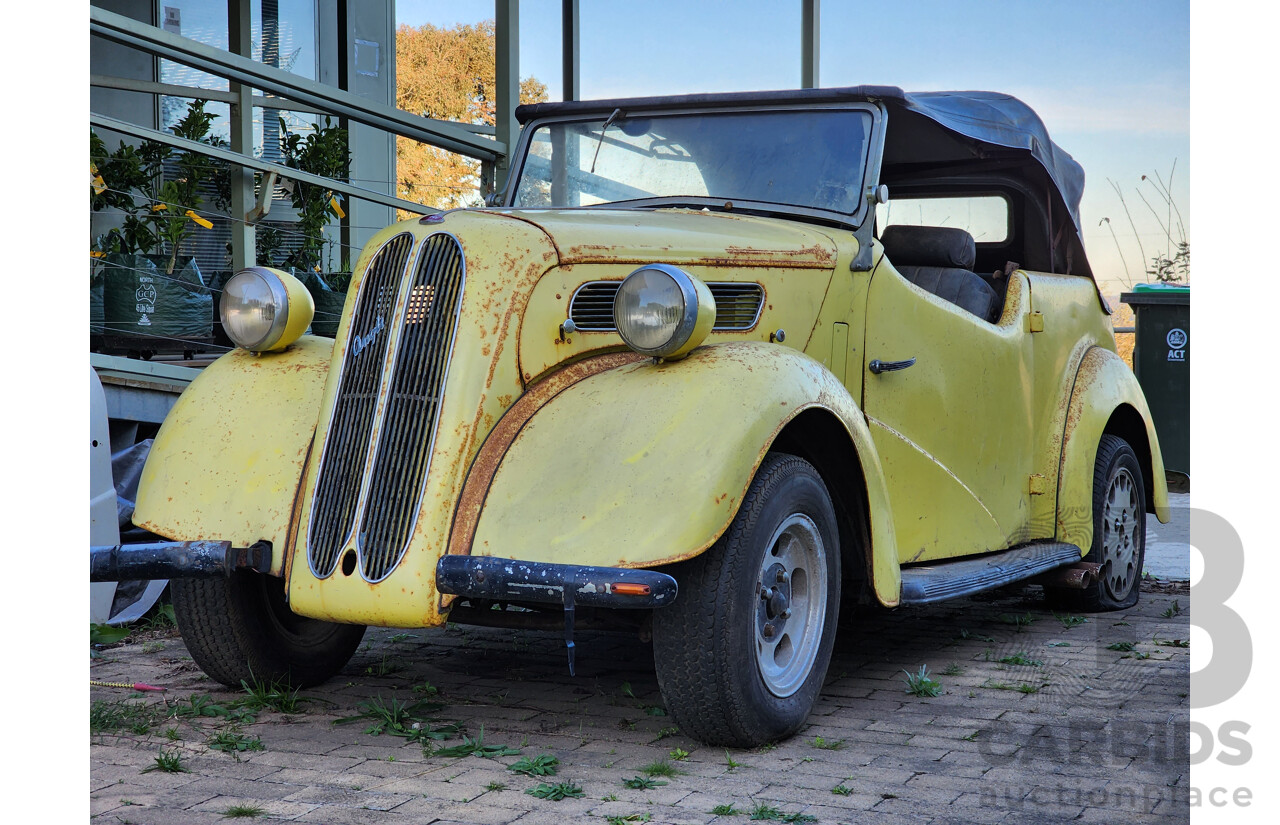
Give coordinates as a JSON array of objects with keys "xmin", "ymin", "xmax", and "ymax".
[{"xmin": 89, "ymin": 540, "xmax": 272, "ymax": 582}]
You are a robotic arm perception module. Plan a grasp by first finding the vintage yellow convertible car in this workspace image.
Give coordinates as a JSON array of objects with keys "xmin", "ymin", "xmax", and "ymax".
[{"xmin": 91, "ymin": 86, "xmax": 1169, "ymax": 747}]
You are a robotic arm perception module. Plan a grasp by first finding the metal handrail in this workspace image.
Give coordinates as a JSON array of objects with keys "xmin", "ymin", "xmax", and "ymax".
[
  {"xmin": 89, "ymin": 6, "xmax": 503, "ymax": 162},
  {"xmin": 91, "ymin": 113, "xmax": 432, "ymax": 216}
]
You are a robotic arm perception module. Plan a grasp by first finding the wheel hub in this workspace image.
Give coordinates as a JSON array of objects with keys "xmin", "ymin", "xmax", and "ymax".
[
  {"xmin": 754, "ymin": 514, "xmax": 826, "ymax": 698},
  {"xmin": 1100, "ymin": 466, "xmax": 1141, "ymax": 600}
]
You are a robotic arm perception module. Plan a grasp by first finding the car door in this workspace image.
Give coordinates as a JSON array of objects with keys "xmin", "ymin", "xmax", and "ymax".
[{"xmin": 861, "ymin": 261, "xmax": 1036, "ymax": 564}]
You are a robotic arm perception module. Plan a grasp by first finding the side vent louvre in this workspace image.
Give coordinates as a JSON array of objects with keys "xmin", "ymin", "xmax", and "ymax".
[{"xmin": 569, "ymin": 281, "xmax": 764, "ymax": 331}]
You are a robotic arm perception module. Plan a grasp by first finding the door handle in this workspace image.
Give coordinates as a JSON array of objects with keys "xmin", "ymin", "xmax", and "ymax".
[{"xmin": 869, "ymin": 357, "xmax": 916, "ymax": 375}]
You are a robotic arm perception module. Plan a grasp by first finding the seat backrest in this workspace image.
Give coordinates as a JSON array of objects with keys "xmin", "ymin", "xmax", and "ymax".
[{"xmin": 880, "ymin": 225, "xmax": 1001, "ymax": 323}]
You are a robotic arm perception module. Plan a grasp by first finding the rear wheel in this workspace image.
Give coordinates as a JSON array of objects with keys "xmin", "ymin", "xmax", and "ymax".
[
  {"xmin": 653, "ymin": 453, "xmax": 840, "ymax": 747},
  {"xmin": 1047, "ymin": 434, "xmax": 1146, "ymax": 611},
  {"xmin": 172, "ymin": 570, "xmax": 365, "ymax": 688}
]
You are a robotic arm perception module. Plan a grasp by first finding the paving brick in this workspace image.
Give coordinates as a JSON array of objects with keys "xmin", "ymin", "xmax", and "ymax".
[{"xmin": 91, "ymin": 581, "xmax": 1189, "ymax": 822}]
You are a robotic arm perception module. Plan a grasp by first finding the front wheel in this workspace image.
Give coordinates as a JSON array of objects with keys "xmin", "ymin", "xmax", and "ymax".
[
  {"xmin": 1047, "ymin": 434, "xmax": 1147, "ymax": 611},
  {"xmin": 653, "ymin": 453, "xmax": 841, "ymax": 747},
  {"xmin": 172, "ymin": 570, "xmax": 366, "ymax": 688}
]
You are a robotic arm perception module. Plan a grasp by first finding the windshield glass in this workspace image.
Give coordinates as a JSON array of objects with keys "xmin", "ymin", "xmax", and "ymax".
[{"xmin": 512, "ymin": 108, "xmax": 873, "ymax": 216}]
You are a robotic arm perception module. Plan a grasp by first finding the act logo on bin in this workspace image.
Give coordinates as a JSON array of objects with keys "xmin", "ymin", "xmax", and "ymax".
[{"xmin": 1167, "ymin": 327, "xmax": 1187, "ymax": 362}]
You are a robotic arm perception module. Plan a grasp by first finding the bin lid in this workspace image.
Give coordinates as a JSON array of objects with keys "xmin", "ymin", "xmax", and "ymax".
[{"xmin": 1121, "ymin": 282, "xmax": 1190, "ymax": 306}]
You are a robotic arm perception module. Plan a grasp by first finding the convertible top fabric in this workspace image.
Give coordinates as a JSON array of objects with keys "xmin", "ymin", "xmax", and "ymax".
[{"xmin": 516, "ymin": 86, "xmax": 1087, "ymax": 257}]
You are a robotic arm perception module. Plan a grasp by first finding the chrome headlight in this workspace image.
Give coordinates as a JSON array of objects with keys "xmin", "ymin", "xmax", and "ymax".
[
  {"xmin": 220, "ymin": 267, "xmax": 314, "ymax": 352},
  {"xmin": 613, "ymin": 264, "xmax": 716, "ymax": 360}
]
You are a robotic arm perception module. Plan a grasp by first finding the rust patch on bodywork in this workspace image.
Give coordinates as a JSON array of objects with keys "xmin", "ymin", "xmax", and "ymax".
[{"xmin": 445, "ymin": 351, "xmax": 647, "ymax": 562}]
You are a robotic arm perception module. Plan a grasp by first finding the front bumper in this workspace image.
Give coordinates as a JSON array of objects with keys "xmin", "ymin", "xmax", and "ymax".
[
  {"xmin": 90, "ymin": 540, "xmax": 272, "ymax": 581},
  {"xmin": 435, "ymin": 555, "xmax": 678, "ymax": 609}
]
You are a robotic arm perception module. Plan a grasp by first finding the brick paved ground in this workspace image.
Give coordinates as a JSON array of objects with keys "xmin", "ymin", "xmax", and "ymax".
[{"xmin": 90, "ymin": 579, "xmax": 1190, "ymax": 824}]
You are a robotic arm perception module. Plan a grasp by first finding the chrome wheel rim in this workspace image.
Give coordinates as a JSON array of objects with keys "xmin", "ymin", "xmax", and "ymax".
[
  {"xmin": 1100, "ymin": 467, "xmax": 1141, "ymax": 600},
  {"xmin": 755, "ymin": 514, "xmax": 827, "ymax": 698}
]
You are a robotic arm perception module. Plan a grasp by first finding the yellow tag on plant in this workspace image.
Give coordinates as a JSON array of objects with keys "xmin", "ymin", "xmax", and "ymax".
[
  {"xmin": 329, "ymin": 195, "xmax": 346, "ymax": 219},
  {"xmin": 151, "ymin": 203, "xmax": 168, "ymax": 212},
  {"xmin": 186, "ymin": 210, "xmax": 214, "ymax": 229}
]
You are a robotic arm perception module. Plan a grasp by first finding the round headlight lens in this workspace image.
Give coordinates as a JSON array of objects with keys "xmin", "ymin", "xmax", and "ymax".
[
  {"xmin": 221, "ymin": 268, "xmax": 290, "ymax": 351},
  {"xmin": 613, "ymin": 264, "xmax": 715, "ymax": 359}
]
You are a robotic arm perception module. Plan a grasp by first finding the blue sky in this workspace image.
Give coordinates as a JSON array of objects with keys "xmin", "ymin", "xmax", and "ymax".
[{"xmin": 396, "ymin": 0, "xmax": 1190, "ymax": 294}]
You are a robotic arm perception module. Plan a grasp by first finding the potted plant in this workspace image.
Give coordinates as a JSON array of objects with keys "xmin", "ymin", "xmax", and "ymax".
[
  {"xmin": 280, "ymin": 117, "xmax": 351, "ymax": 337},
  {"xmin": 91, "ymin": 100, "xmax": 225, "ymax": 351}
]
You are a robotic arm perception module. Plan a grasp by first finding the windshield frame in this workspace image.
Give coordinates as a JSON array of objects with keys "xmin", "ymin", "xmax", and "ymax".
[{"xmin": 502, "ymin": 102, "xmax": 885, "ymax": 230}]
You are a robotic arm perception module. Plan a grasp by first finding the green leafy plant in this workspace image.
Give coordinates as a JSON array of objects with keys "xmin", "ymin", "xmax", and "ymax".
[
  {"xmin": 485, "ymin": 781, "xmax": 506, "ymax": 792},
  {"xmin": 1161, "ymin": 601, "xmax": 1183, "ymax": 619},
  {"xmin": 430, "ymin": 726, "xmax": 520, "ymax": 758},
  {"xmin": 93, "ymin": 101, "xmax": 229, "ymax": 273},
  {"xmin": 606, "ymin": 815, "xmax": 651, "ymax": 825},
  {"xmin": 280, "ymin": 117, "xmax": 351, "ymax": 275},
  {"xmin": 724, "ymin": 750, "xmax": 744, "ymax": 770},
  {"xmin": 1107, "ymin": 641, "xmax": 1137, "ymax": 652},
  {"xmin": 653, "ymin": 726, "xmax": 679, "ymax": 741},
  {"xmin": 941, "ymin": 663, "xmax": 964, "ymax": 676},
  {"xmin": 902, "ymin": 665, "xmax": 942, "ymax": 698},
  {"xmin": 525, "ymin": 781, "xmax": 585, "ymax": 800},
  {"xmin": 1055, "ymin": 613, "xmax": 1089, "ymax": 628},
  {"xmin": 748, "ymin": 802, "xmax": 816, "ymax": 822},
  {"xmin": 90, "ymin": 699, "xmax": 163, "ymax": 735},
  {"xmin": 170, "ymin": 694, "xmax": 256, "ymax": 724},
  {"xmin": 999, "ymin": 613, "xmax": 1037, "ymax": 632},
  {"xmin": 90, "ymin": 624, "xmax": 131, "ymax": 646},
  {"xmin": 669, "ymin": 747, "xmax": 690, "ymax": 761},
  {"xmin": 809, "ymin": 736, "xmax": 844, "ymax": 750},
  {"xmin": 241, "ymin": 674, "xmax": 305, "ymax": 714},
  {"xmin": 1156, "ymin": 638, "xmax": 1190, "ymax": 648},
  {"xmin": 831, "ymin": 783, "xmax": 853, "ymax": 796},
  {"xmin": 206, "ymin": 730, "xmax": 264, "ymax": 756},
  {"xmin": 997, "ymin": 652, "xmax": 1044, "ymax": 667},
  {"xmin": 143, "ymin": 749, "xmax": 188, "ymax": 774},
  {"xmin": 955, "ymin": 628, "xmax": 994, "ymax": 642},
  {"xmin": 508, "ymin": 754, "xmax": 559, "ymax": 777},
  {"xmin": 623, "ymin": 776, "xmax": 666, "ymax": 790},
  {"xmin": 712, "ymin": 803, "xmax": 742, "ymax": 815}
]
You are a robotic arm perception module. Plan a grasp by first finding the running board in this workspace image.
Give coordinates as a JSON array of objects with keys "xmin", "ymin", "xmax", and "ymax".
[{"xmin": 899, "ymin": 542, "xmax": 1082, "ymax": 605}]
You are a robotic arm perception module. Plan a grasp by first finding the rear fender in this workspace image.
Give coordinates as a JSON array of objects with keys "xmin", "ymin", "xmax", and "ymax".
[
  {"xmin": 1057, "ymin": 346, "xmax": 1171, "ymax": 551},
  {"xmin": 451, "ymin": 341, "xmax": 903, "ymax": 606},
  {"xmin": 134, "ymin": 337, "xmax": 333, "ymax": 575}
]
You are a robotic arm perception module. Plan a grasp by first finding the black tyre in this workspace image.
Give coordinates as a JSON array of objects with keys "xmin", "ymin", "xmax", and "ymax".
[
  {"xmin": 1047, "ymin": 434, "xmax": 1146, "ymax": 611},
  {"xmin": 652, "ymin": 453, "xmax": 841, "ymax": 747},
  {"xmin": 172, "ymin": 570, "xmax": 365, "ymax": 688}
]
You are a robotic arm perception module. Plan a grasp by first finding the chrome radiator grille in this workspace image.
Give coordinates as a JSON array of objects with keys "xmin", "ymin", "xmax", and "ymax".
[
  {"xmin": 307, "ymin": 233, "xmax": 415, "ymax": 578},
  {"xmin": 569, "ymin": 280, "xmax": 765, "ymax": 331},
  {"xmin": 357, "ymin": 234, "xmax": 465, "ymax": 582}
]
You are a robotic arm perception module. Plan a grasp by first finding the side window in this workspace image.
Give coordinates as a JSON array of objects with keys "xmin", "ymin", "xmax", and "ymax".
[{"xmin": 876, "ymin": 195, "xmax": 1010, "ymax": 244}]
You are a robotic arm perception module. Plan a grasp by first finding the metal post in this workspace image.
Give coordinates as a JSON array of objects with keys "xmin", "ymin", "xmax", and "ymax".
[
  {"xmin": 801, "ymin": 0, "xmax": 820, "ymax": 89},
  {"xmin": 562, "ymin": 0, "xmax": 579, "ymax": 102},
  {"xmin": 228, "ymin": 0, "xmax": 255, "ymax": 270},
  {"xmin": 495, "ymin": 0, "xmax": 519, "ymax": 190}
]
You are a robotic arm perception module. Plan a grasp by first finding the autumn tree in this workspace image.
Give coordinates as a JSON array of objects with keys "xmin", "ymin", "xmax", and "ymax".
[{"xmin": 396, "ymin": 20, "xmax": 547, "ymax": 210}]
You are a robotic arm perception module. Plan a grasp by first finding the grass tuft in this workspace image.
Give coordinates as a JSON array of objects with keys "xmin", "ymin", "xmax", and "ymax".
[{"xmin": 142, "ymin": 749, "xmax": 188, "ymax": 774}]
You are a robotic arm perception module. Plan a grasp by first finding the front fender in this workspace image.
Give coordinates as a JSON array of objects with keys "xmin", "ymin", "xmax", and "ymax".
[
  {"xmin": 134, "ymin": 336, "xmax": 333, "ymax": 575},
  {"xmin": 1056, "ymin": 346, "xmax": 1171, "ymax": 552},
  {"xmin": 451, "ymin": 341, "xmax": 902, "ymax": 606}
]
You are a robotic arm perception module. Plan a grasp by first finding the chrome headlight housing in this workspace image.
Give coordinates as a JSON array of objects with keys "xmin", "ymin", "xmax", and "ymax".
[
  {"xmin": 220, "ymin": 267, "xmax": 315, "ymax": 352},
  {"xmin": 613, "ymin": 264, "xmax": 716, "ymax": 360}
]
